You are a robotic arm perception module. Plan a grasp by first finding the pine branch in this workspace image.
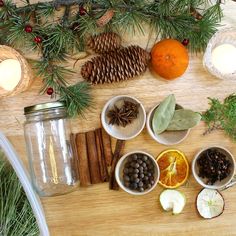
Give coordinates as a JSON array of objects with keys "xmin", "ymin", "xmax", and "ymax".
[
  {"xmin": 43, "ymin": 24, "xmax": 79, "ymax": 57},
  {"xmin": 33, "ymin": 59, "xmax": 70, "ymax": 91},
  {"xmin": 15, "ymin": 0, "xmax": 86, "ymax": 14},
  {"xmin": 32, "ymin": 59, "xmax": 92, "ymax": 117},
  {"xmin": 36, "ymin": 3, "xmax": 54, "ymax": 18},
  {"xmin": 59, "ymin": 82, "xmax": 92, "ymax": 117},
  {"xmin": 0, "ymin": 152, "xmax": 39, "ymax": 235},
  {"xmin": 0, "ymin": 0, "xmax": 224, "ymax": 116},
  {"xmin": 1, "ymin": 0, "xmax": 223, "ymax": 52}
]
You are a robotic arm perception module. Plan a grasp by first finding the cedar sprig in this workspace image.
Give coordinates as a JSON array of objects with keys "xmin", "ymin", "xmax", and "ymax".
[{"xmin": 202, "ymin": 94, "xmax": 236, "ymax": 141}]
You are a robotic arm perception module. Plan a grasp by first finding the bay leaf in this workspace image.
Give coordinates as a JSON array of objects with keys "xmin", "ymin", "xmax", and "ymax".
[
  {"xmin": 152, "ymin": 94, "xmax": 176, "ymax": 135},
  {"xmin": 167, "ymin": 109, "xmax": 201, "ymax": 131}
]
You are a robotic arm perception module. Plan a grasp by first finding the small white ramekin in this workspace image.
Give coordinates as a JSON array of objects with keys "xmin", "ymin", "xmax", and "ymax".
[
  {"xmin": 101, "ymin": 95, "xmax": 146, "ymax": 140},
  {"xmin": 115, "ymin": 151, "xmax": 160, "ymax": 195},
  {"xmin": 146, "ymin": 104, "xmax": 190, "ymax": 145},
  {"xmin": 192, "ymin": 146, "xmax": 235, "ymax": 190}
]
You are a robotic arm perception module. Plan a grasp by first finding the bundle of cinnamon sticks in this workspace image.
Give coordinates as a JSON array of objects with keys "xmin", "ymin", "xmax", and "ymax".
[{"xmin": 71, "ymin": 128, "xmax": 125, "ymax": 189}]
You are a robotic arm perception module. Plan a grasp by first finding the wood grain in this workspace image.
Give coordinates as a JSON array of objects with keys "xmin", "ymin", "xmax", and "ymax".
[{"xmin": 1, "ymin": 1, "xmax": 236, "ymax": 236}]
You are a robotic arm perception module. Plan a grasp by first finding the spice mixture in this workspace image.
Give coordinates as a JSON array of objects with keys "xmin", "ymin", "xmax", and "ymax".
[
  {"xmin": 123, "ymin": 153, "xmax": 155, "ymax": 192},
  {"xmin": 197, "ymin": 149, "xmax": 231, "ymax": 185}
]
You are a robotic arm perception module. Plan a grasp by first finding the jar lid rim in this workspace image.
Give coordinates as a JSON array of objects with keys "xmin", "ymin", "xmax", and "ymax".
[{"xmin": 24, "ymin": 101, "xmax": 65, "ymax": 114}]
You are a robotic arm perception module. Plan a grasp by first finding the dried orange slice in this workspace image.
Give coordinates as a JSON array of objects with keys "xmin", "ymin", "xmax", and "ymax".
[{"xmin": 156, "ymin": 149, "xmax": 189, "ymax": 188}]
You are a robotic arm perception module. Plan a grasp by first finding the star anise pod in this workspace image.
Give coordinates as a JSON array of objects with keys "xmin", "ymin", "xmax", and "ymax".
[{"xmin": 107, "ymin": 100, "xmax": 140, "ymax": 127}]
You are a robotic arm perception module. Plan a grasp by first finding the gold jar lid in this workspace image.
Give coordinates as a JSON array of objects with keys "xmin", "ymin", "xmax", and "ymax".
[{"xmin": 24, "ymin": 101, "xmax": 65, "ymax": 115}]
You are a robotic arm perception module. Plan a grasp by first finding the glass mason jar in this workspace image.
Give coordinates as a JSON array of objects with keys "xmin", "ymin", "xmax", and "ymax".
[{"xmin": 24, "ymin": 102, "xmax": 79, "ymax": 197}]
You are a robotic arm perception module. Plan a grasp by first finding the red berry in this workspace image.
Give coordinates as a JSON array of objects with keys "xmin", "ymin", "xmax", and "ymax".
[
  {"xmin": 0, "ymin": 0, "xmax": 4, "ymax": 7},
  {"xmin": 182, "ymin": 38, "xmax": 189, "ymax": 46},
  {"xmin": 79, "ymin": 6, "xmax": 87, "ymax": 16},
  {"xmin": 34, "ymin": 36, "xmax": 42, "ymax": 44},
  {"xmin": 46, "ymin": 87, "xmax": 54, "ymax": 96},
  {"xmin": 25, "ymin": 25, "xmax": 33, "ymax": 33}
]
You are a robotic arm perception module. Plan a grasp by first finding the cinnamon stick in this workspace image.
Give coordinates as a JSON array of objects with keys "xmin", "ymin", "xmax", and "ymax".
[
  {"xmin": 86, "ymin": 131, "xmax": 102, "ymax": 184},
  {"xmin": 109, "ymin": 139, "xmax": 126, "ymax": 190},
  {"xmin": 75, "ymin": 133, "xmax": 91, "ymax": 187},
  {"xmin": 95, "ymin": 128, "xmax": 109, "ymax": 182},
  {"xmin": 101, "ymin": 128, "xmax": 113, "ymax": 166}
]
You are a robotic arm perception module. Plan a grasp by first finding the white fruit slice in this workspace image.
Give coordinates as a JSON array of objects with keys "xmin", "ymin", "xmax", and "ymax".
[
  {"xmin": 196, "ymin": 188, "xmax": 225, "ymax": 219},
  {"xmin": 160, "ymin": 189, "xmax": 186, "ymax": 214}
]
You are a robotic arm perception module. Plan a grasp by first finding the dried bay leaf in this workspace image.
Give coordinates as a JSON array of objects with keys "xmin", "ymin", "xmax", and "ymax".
[
  {"xmin": 152, "ymin": 94, "xmax": 176, "ymax": 135},
  {"xmin": 167, "ymin": 109, "xmax": 201, "ymax": 131}
]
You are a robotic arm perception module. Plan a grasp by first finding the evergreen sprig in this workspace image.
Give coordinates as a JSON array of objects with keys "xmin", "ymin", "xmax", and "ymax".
[
  {"xmin": 0, "ymin": 152, "xmax": 39, "ymax": 235},
  {"xmin": 59, "ymin": 82, "xmax": 92, "ymax": 117},
  {"xmin": 0, "ymin": 0, "xmax": 223, "ymax": 117},
  {"xmin": 202, "ymin": 94, "xmax": 236, "ymax": 141}
]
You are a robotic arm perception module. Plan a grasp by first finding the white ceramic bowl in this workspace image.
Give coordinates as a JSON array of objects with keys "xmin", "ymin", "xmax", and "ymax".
[
  {"xmin": 115, "ymin": 151, "xmax": 160, "ymax": 195},
  {"xmin": 146, "ymin": 104, "xmax": 190, "ymax": 145},
  {"xmin": 101, "ymin": 95, "xmax": 146, "ymax": 140},
  {"xmin": 192, "ymin": 146, "xmax": 235, "ymax": 190},
  {"xmin": 203, "ymin": 28, "xmax": 236, "ymax": 80}
]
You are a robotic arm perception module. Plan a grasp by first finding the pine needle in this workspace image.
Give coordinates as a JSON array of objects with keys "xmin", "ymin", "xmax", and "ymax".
[
  {"xmin": 0, "ymin": 151, "xmax": 39, "ymax": 236},
  {"xmin": 59, "ymin": 82, "xmax": 93, "ymax": 117},
  {"xmin": 0, "ymin": 0, "xmax": 223, "ymax": 116}
]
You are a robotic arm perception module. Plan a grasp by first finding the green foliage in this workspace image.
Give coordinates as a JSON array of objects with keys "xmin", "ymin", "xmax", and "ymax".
[
  {"xmin": 0, "ymin": 152, "xmax": 39, "ymax": 235},
  {"xmin": 202, "ymin": 94, "xmax": 236, "ymax": 141},
  {"xmin": 0, "ymin": 0, "xmax": 223, "ymax": 116},
  {"xmin": 60, "ymin": 82, "xmax": 93, "ymax": 117},
  {"xmin": 37, "ymin": 2, "xmax": 55, "ymax": 19},
  {"xmin": 43, "ymin": 25, "xmax": 80, "ymax": 57},
  {"xmin": 0, "ymin": 0, "xmax": 16, "ymax": 20},
  {"xmin": 33, "ymin": 60, "xmax": 70, "ymax": 91}
]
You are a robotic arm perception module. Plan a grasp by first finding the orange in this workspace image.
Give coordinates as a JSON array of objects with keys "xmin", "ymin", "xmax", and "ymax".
[
  {"xmin": 151, "ymin": 39, "xmax": 189, "ymax": 80},
  {"xmin": 156, "ymin": 149, "xmax": 189, "ymax": 188}
]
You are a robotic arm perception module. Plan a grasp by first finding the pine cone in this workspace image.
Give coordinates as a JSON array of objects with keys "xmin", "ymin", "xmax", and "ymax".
[
  {"xmin": 87, "ymin": 32, "xmax": 121, "ymax": 54},
  {"xmin": 96, "ymin": 9, "xmax": 115, "ymax": 27},
  {"xmin": 81, "ymin": 45, "xmax": 150, "ymax": 84}
]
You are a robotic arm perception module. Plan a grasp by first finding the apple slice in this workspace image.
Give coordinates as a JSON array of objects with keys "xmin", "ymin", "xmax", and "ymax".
[
  {"xmin": 196, "ymin": 188, "xmax": 224, "ymax": 219},
  {"xmin": 160, "ymin": 189, "xmax": 186, "ymax": 214}
]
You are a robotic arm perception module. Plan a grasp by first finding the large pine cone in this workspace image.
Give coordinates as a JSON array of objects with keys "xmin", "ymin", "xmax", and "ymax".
[
  {"xmin": 87, "ymin": 32, "xmax": 121, "ymax": 54},
  {"xmin": 81, "ymin": 45, "xmax": 150, "ymax": 84}
]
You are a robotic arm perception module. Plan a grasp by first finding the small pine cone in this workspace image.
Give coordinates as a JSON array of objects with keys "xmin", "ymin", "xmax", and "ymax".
[
  {"xmin": 96, "ymin": 9, "xmax": 115, "ymax": 27},
  {"xmin": 87, "ymin": 32, "xmax": 121, "ymax": 54},
  {"xmin": 81, "ymin": 45, "xmax": 150, "ymax": 84}
]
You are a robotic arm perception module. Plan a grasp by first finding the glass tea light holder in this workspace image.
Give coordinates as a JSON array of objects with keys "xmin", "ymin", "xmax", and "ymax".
[
  {"xmin": 0, "ymin": 45, "xmax": 33, "ymax": 98},
  {"xmin": 203, "ymin": 28, "xmax": 236, "ymax": 80}
]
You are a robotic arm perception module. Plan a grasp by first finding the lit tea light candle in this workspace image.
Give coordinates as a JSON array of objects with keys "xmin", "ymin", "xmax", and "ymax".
[
  {"xmin": 211, "ymin": 44, "xmax": 236, "ymax": 74},
  {"xmin": 0, "ymin": 59, "xmax": 21, "ymax": 91}
]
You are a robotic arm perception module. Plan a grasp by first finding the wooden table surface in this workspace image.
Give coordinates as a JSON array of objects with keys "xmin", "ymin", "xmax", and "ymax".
[{"xmin": 1, "ymin": 1, "xmax": 236, "ymax": 236}]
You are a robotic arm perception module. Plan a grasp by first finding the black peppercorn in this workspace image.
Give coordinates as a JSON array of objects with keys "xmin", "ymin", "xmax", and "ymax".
[{"xmin": 197, "ymin": 148, "xmax": 231, "ymax": 185}]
